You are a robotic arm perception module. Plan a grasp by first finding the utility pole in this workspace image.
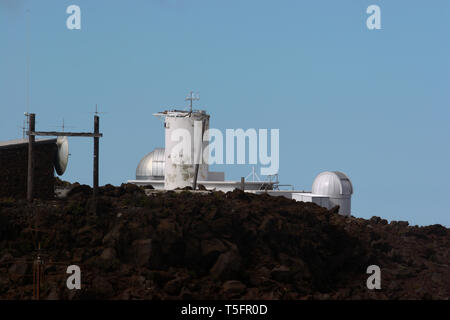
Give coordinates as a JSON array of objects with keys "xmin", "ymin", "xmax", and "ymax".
[
  {"xmin": 192, "ymin": 119, "xmax": 205, "ymax": 190},
  {"xmin": 27, "ymin": 113, "xmax": 35, "ymax": 202},
  {"xmin": 93, "ymin": 115, "xmax": 99, "ymax": 198},
  {"xmin": 188, "ymin": 92, "xmax": 202, "ymax": 190},
  {"xmin": 26, "ymin": 112, "xmax": 103, "ymax": 201},
  {"xmin": 32, "ymin": 243, "xmax": 44, "ymax": 300}
]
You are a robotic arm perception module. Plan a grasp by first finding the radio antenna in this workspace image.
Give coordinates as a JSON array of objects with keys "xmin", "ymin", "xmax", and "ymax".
[
  {"xmin": 23, "ymin": 9, "xmax": 31, "ymax": 138},
  {"xmin": 26, "ymin": 9, "xmax": 30, "ymax": 115},
  {"xmin": 185, "ymin": 91, "xmax": 200, "ymax": 114},
  {"xmin": 92, "ymin": 104, "xmax": 107, "ymax": 116}
]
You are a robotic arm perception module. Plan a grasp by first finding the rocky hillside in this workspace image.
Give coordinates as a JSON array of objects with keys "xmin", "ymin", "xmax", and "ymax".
[{"xmin": 0, "ymin": 184, "xmax": 448, "ymax": 300}]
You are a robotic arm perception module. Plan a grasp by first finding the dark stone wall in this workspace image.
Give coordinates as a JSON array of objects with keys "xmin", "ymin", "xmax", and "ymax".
[{"xmin": 0, "ymin": 142, "xmax": 56, "ymax": 199}]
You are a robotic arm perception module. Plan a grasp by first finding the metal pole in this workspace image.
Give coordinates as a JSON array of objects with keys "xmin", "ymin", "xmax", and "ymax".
[
  {"xmin": 36, "ymin": 258, "xmax": 40, "ymax": 300},
  {"xmin": 192, "ymin": 119, "xmax": 205, "ymax": 190},
  {"xmin": 27, "ymin": 113, "xmax": 35, "ymax": 202},
  {"xmin": 93, "ymin": 115, "xmax": 99, "ymax": 198},
  {"xmin": 33, "ymin": 256, "xmax": 41, "ymax": 300},
  {"xmin": 193, "ymin": 167, "xmax": 200, "ymax": 190},
  {"xmin": 32, "ymin": 260, "xmax": 36, "ymax": 299}
]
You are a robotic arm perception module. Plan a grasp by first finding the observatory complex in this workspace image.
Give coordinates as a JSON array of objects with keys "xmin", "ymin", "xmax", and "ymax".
[
  {"xmin": 0, "ymin": 96, "xmax": 353, "ymax": 216},
  {"xmin": 128, "ymin": 94, "xmax": 354, "ymax": 216}
]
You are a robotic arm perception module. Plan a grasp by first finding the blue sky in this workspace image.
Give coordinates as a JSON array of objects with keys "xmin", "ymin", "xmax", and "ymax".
[{"xmin": 1, "ymin": 0, "xmax": 449, "ymax": 226}]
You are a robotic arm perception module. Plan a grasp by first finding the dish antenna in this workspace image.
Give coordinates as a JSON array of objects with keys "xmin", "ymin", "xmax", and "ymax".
[{"xmin": 53, "ymin": 136, "xmax": 69, "ymax": 175}]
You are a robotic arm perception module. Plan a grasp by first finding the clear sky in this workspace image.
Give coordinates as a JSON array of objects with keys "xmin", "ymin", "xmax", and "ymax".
[{"xmin": 1, "ymin": 0, "xmax": 449, "ymax": 226}]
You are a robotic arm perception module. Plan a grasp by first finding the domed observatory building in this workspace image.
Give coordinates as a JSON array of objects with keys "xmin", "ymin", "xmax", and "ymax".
[
  {"xmin": 132, "ymin": 144, "xmax": 269, "ymax": 192},
  {"xmin": 136, "ymin": 148, "xmax": 165, "ymax": 181},
  {"xmin": 311, "ymin": 171, "xmax": 353, "ymax": 216},
  {"xmin": 251, "ymin": 170, "xmax": 354, "ymax": 216}
]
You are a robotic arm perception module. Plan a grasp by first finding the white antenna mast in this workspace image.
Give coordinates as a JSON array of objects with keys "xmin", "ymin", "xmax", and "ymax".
[
  {"xmin": 26, "ymin": 9, "xmax": 30, "ymax": 115},
  {"xmin": 185, "ymin": 91, "xmax": 200, "ymax": 113},
  {"xmin": 246, "ymin": 166, "xmax": 261, "ymax": 182},
  {"xmin": 24, "ymin": 9, "xmax": 31, "ymax": 137}
]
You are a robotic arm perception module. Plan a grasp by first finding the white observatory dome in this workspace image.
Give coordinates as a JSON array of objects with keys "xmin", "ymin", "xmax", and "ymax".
[
  {"xmin": 136, "ymin": 148, "xmax": 165, "ymax": 180},
  {"xmin": 312, "ymin": 171, "xmax": 353, "ymax": 196},
  {"xmin": 312, "ymin": 171, "xmax": 353, "ymax": 216}
]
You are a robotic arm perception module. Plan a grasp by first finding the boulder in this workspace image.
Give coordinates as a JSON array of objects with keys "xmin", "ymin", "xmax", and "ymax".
[
  {"xmin": 46, "ymin": 287, "xmax": 60, "ymax": 300},
  {"xmin": 8, "ymin": 263, "xmax": 27, "ymax": 281},
  {"xmin": 0, "ymin": 253, "xmax": 13, "ymax": 264},
  {"xmin": 210, "ymin": 249, "xmax": 241, "ymax": 280},
  {"xmin": 100, "ymin": 248, "xmax": 117, "ymax": 261},
  {"xmin": 102, "ymin": 223, "xmax": 124, "ymax": 247},
  {"xmin": 201, "ymin": 239, "xmax": 227, "ymax": 258},
  {"xmin": 91, "ymin": 276, "xmax": 114, "ymax": 298},
  {"xmin": 270, "ymin": 265, "xmax": 292, "ymax": 283},
  {"xmin": 223, "ymin": 280, "xmax": 246, "ymax": 296},
  {"xmin": 163, "ymin": 277, "xmax": 185, "ymax": 296},
  {"xmin": 179, "ymin": 287, "xmax": 194, "ymax": 300},
  {"xmin": 131, "ymin": 239, "xmax": 152, "ymax": 267},
  {"xmin": 149, "ymin": 270, "xmax": 175, "ymax": 287},
  {"xmin": 67, "ymin": 184, "xmax": 92, "ymax": 198}
]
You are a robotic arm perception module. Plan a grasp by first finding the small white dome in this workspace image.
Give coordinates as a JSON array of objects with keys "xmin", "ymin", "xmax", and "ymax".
[
  {"xmin": 312, "ymin": 171, "xmax": 353, "ymax": 196},
  {"xmin": 136, "ymin": 148, "xmax": 165, "ymax": 180}
]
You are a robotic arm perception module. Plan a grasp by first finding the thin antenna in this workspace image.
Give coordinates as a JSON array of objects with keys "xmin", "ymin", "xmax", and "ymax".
[
  {"xmin": 49, "ymin": 118, "xmax": 75, "ymax": 132},
  {"xmin": 23, "ymin": 112, "xmax": 30, "ymax": 139},
  {"xmin": 22, "ymin": 10, "xmax": 31, "ymax": 141},
  {"xmin": 26, "ymin": 9, "xmax": 30, "ymax": 115},
  {"xmin": 17, "ymin": 116, "xmax": 27, "ymax": 138},
  {"xmin": 246, "ymin": 166, "xmax": 261, "ymax": 182},
  {"xmin": 185, "ymin": 91, "xmax": 200, "ymax": 114},
  {"xmin": 92, "ymin": 104, "xmax": 107, "ymax": 116}
]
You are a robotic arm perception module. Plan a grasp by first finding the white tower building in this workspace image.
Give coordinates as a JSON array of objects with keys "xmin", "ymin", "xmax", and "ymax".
[{"xmin": 153, "ymin": 109, "xmax": 210, "ymax": 190}]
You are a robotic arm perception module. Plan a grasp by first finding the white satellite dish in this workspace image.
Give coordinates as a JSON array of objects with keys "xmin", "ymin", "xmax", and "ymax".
[{"xmin": 54, "ymin": 136, "xmax": 69, "ymax": 175}]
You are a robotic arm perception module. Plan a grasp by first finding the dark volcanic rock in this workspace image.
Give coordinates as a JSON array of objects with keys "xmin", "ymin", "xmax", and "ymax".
[
  {"xmin": 223, "ymin": 280, "xmax": 246, "ymax": 298},
  {"xmin": 100, "ymin": 248, "xmax": 117, "ymax": 261},
  {"xmin": 90, "ymin": 276, "xmax": 114, "ymax": 298},
  {"xmin": 8, "ymin": 263, "xmax": 27, "ymax": 281},
  {"xmin": 210, "ymin": 247, "xmax": 242, "ymax": 281},
  {"xmin": 68, "ymin": 185, "xmax": 92, "ymax": 198},
  {"xmin": 0, "ymin": 186, "xmax": 448, "ymax": 300},
  {"xmin": 270, "ymin": 265, "xmax": 292, "ymax": 283},
  {"xmin": 131, "ymin": 239, "xmax": 152, "ymax": 267}
]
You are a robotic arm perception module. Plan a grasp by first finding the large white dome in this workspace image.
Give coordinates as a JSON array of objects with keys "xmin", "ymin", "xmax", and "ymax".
[
  {"xmin": 136, "ymin": 148, "xmax": 165, "ymax": 180},
  {"xmin": 312, "ymin": 171, "xmax": 353, "ymax": 196}
]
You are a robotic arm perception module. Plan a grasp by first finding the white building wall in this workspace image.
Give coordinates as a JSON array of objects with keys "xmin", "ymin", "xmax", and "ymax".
[
  {"xmin": 163, "ymin": 112, "xmax": 209, "ymax": 190},
  {"xmin": 327, "ymin": 196, "xmax": 351, "ymax": 216},
  {"xmin": 291, "ymin": 193, "xmax": 330, "ymax": 208}
]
